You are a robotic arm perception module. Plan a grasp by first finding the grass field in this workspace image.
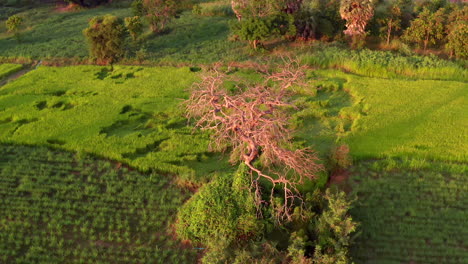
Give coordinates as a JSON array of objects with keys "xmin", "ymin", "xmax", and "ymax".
[
  {"xmin": 0, "ymin": 63, "xmax": 23, "ymax": 79},
  {"xmin": 0, "ymin": 27, "xmax": 466, "ymax": 262},
  {"xmin": 0, "ymin": 144, "xmax": 197, "ymax": 264},
  {"xmin": 0, "ymin": 65, "xmax": 233, "ymax": 185},
  {"xmin": 0, "ymin": 5, "xmax": 245, "ymax": 64}
]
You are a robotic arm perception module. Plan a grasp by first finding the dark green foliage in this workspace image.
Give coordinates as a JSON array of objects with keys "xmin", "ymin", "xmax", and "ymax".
[
  {"xmin": 313, "ymin": 189, "xmax": 356, "ymax": 264},
  {"xmin": 65, "ymin": 0, "xmax": 110, "ymax": 8},
  {"xmin": 6, "ymin": 14, "xmax": 23, "ymax": 41},
  {"xmin": 0, "ymin": 144, "xmax": 197, "ymax": 263},
  {"xmin": 83, "ymin": 15, "xmax": 127, "ymax": 65},
  {"xmin": 402, "ymin": 7, "xmax": 446, "ymax": 50},
  {"xmin": 299, "ymin": 45, "xmax": 467, "ymax": 81},
  {"xmin": 231, "ymin": 13, "xmax": 296, "ymax": 49},
  {"xmin": 295, "ymin": 0, "xmax": 344, "ymax": 40},
  {"xmin": 176, "ymin": 164, "xmax": 261, "ymax": 245},
  {"xmin": 131, "ymin": 0, "xmax": 144, "ymax": 16},
  {"xmin": 375, "ymin": 0, "xmax": 403, "ymax": 45}
]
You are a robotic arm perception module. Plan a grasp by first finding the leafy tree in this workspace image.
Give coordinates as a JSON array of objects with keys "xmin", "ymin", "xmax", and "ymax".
[
  {"xmin": 65, "ymin": 0, "xmax": 109, "ymax": 7},
  {"xmin": 376, "ymin": 1, "xmax": 402, "ymax": 45},
  {"xmin": 445, "ymin": 6, "xmax": 468, "ymax": 58},
  {"xmin": 312, "ymin": 189, "xmax": 357, "ymax": 264},
  {"xmin": 142, "ymin": 0, "xmax": 177, "ymax": 33},
  {"xmin": 295, "ymin": 0, "xmax": 344, "ymax": 40},
  {"xmin": 340, "ymin": 0, "xmax": 375, "ymax": 48},
  {"xmin": 402, "ymin": 7, "xmax": 446, "ymax": 51},
  {"xmin": 6, "ymin": 15, "xmax": 23, "ymax": 42},
  {"xmin": 124, "ymin": 16, "xmax": 143, "ymax": 42},
  {"xmin": 83, "ymin": 15, "xmax": 127, "ymax": 66},
  {"xmin": 231, "ymin": 14, "xmax": 296, "ymax": 49}
]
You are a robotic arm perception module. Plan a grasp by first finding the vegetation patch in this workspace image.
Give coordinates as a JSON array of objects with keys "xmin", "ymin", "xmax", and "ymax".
[
  {"xmin": 349, "ymin": 159, "xmax": 468, "ymax": 264},
  {"xmin": 0, "ymin": 65, "xmax": 232, "ymax": 185},
  {"xmin": 0, "ymin": 63, "xmax": 23, "ymax": 79},
  {"xmin": 0, "ymin": 144, "xmax": 196, "ymax": 263}
]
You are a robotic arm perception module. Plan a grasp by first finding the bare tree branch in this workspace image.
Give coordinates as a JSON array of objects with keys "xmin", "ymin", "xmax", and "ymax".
[{"xmin": 186, "ymin": 61, "xmax": 323, "ymax": 222}]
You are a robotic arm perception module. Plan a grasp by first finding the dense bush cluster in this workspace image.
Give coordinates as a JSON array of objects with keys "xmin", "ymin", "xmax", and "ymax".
[{"xmin": 226, "ymin": 0, "xmax": 468, "ymax": 57}]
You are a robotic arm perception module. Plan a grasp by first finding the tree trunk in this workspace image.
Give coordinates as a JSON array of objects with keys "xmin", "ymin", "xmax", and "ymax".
[
  {"xmin": 424, "ymin": 33, "xmax": 429, "ymax": 51},
  {"xmin": 253, "ymin": 40, "xmax": 259, "ymax": 50},
  {"xmin": 386, "ymin": 21, "xmax": 392, "ymax": 46}
]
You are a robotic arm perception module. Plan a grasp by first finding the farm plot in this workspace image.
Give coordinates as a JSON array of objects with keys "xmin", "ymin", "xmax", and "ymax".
[
  {"xmin": 0, "ymin": 65, "xmax": 232, "ymax": 185},
  {"xmin": 349, "ymin": 160, "xmax": 468, "ymax": 264},
  {"xmin": 0, "ymin": 144, "xmax": 197, "ymax": 264}
]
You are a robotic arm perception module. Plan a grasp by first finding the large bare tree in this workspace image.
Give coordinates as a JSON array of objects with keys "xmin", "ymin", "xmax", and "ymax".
[{"xmin": 186, "ymin": 62, "xmax": 323, "ymax": 222}]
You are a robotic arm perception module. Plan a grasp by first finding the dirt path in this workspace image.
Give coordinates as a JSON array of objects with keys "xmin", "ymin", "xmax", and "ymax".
[{"xmin": 0, "ymin": 62, "xmax": 39, "ymax": 87}]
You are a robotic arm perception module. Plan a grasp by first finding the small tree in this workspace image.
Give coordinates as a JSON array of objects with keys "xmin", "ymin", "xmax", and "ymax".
[
  {"xmin": 377, "ymin": 1, "xmax": 402, "ymax": 45},
  {"xmin": 186, "ymin": 62, "xmax": 323, "ymax": 222},
  {"xmin": 125, "ymin": 16, "xmax": 143, "ymax": 42},
  {"xmin": 6, "ymin": 15, "xmax": 23, "ymax": 42},
  {"xmin": 445, "ymin": 6, "xmax": 467, "ymax": 59},
  {"xmin": 142, "ymin": 0, "xmax": 177, "ymax": 33},
  {"xmin": 83, "ymin": 15, "xmax": 127, "ymax": 66},
  {"xmin": 340, "ymin": 0, "xmax": 375, "ymax": 48},
  {"xmin": 402, "ymin": 7, "xmax": 446, "ymax": 51},
  {"xmin": 312, "ymin": 189, "xmax": 357, "ymax": 264},
  {"xmin": 231, "ymin": 14, "xmax": 296, "ymax": 50}
]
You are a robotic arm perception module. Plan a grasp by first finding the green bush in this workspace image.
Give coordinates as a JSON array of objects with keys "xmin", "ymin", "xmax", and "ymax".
[
  {"xmin": 83, "ymin": 15, "xmax": 127, "ymax": 65},
  {"xmin": 230, "ymin": 13, "xmax": 296, "ymax": 49},
  {"xmin": 176, "ymin": 164, "xmax": 261, "ymax": 245},
  {"xmin": 6, "ymin": 14, "xmax": 23, "ymax": 41},
  {"xmin": 313, "ymin": 189, "xmax": 357, "ymax": 264}
]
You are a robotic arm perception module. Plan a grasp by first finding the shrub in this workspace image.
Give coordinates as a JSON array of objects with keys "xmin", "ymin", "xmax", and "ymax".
[
  {"xmin": 230, "ymin": 14, "xmax": 296, "ymax": 49},
  {"xmin": 6, "ymin": 14, "xmax": 23, "ymax": 41},
  {"xmin": 124, "ymin": 16, "xmax": 143, "ymax": 41},
  {"xmin": 176, "ymin": 164, "xmax": 261, "ymax": 245},
  {"xmin": 329, "ymin": 144, "xmax": 352, "ymax": 170},
  {"xmin": 313, "ymin": 189, "xmax": 357, "ymax": 264},
  {"xmin": 143, "ymin": 0, "xmax": 177, "ymax": 33},
  {"xmin": 83, "ymin": 15, "xmax": 127, "ymax": 66}
]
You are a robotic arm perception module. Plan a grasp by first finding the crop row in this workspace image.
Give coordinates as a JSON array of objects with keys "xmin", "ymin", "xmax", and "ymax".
[{"xmin": 0, "ymin": 144, "xmax": 197, "ymax": 263}]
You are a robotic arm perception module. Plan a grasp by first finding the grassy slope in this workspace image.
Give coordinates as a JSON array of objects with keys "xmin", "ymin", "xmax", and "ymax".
[
  {"xmin": 0, "ymin": 65, "xmax": 231, "ymax": 184},
  {"xmin": 0, "ymin": 5, "xmax": 245, "ymax": 63},
  {"xmin": 0, "ymin": 63, "xmax": 23, "ymax": 79},
  {"xmin": 310, "ymin": 70, "xmax": 467, "ymax": 162},
  {"xmin": 0, "ymin": 144, "xmax": 197, "ymax": 264},
  {"xmin": 0, "ymin": 6, "xmax": 131, "ymax": 58}
]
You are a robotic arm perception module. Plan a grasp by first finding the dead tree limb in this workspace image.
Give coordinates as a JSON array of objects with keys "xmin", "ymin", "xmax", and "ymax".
[{"xmin": 186, "ymin": 62, "xmax": 323, "ymax": 222}]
